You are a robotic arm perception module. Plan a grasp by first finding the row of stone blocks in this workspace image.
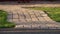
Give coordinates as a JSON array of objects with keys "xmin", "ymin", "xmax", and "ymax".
[{"xmin": 15, "ymin": 25, "xmax": 60, "ymax": 29}]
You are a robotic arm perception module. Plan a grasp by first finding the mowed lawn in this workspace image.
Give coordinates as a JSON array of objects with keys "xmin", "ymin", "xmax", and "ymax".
[{"xmin": 25, "ymin": 7, "xmax": 60, "ymax": 22}]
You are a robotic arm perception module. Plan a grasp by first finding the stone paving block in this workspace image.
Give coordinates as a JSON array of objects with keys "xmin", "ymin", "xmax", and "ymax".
[
  {"xmin": 7, "ymin": 14, "xmax": 13, "ymax": 19},
  {"xmin": 31, "ymin": 21, "xmax": 41, "ymax": 24},
  {"xmin": 46, "ymin": 24, "xmax": 60, "ymax": 28},
  {"xmin": 25, "ymin": 16, "xmax": 31, "ymax": 19},
  {"xmin": 23, "ymin": 14, "xmax": 31, "ymax": 18},
  {"xmin": 12, "ymin": 19, "xmax": 20, "ymax": 23},
  {"xmin": 18, "ymin": 12, "xmax": 23, "ymax": 14},
  {"xmin": 19, "ymin": 13, "xmax": 25, "ymax": 18},
  {"xmin": 28, "ymin": 11, "xmax": 32, "ymax": 12},
  {"xmin": 28, "ymin": 11, "xmax": 34, "ymax": 15},
  {"xmin": 26, "ymin": 18, "xmax": 32, "ymax": 22},
  {"xmin": 8, "ymin": 12, "xmax": 13, "ymax": 14},
  {"xmin": 48, "ymin": 27, "xmax": 58, "ymax": 29},
  {"xmin": 23, "ymin": 25, "xmax": 32, "ymax": 28},
  {"xmin": 34, "ymin": 13, "xmax": 41, "ymax": 17},
  {"xmin": 12, "ymin": 11, "xmax": 18, "ymax": 14},
  {"xmin": 40, "ymin": 14, "xmax": 48, "ymax": 17},
  {"xmin": 29, "ymin": 13, "xmax": 34, "ymax": 15},
  {"xmin": 19, "ymin": 14, "xmax": 24, "ymax": 17},
  {"xmin": 38, "ymin": 17, "xmax": 46, "ymax": 22},
  {"xmin": 33, "ymin": 11, "xmax": 40, "ymax": 15},
  {"xmin": 43, "ymin": 16, "xmax": 55, "ymax": 22},
  {"xmin": 13, "ymin": 14, "xmax": 19, "ymax": 19},
  {"xmin": 19, "ymin": 16, "xmax": 25, "ymax": 19},
  {"xmin": 31, "ymin": 25, "xmax": 40, "ymax": 29},
  {"xmin": 15, "ymin": 25, "xmax": 24, "ymax": 28},
  {"xmin": 19, "ymin": 19, "xmax": 27, "ymax": 23},
  {"xmin": 37, "ymin": 17, "xmax": 48, "ymax": 24},
  {"xmin": 39, "ymin": 11, "xmax": 48, "ymax": 17},
  {"xmin": 23, "ymin": 12, "xmax": 29, "ymax": 15},
  {"xmin": 40, "ymin": 25, "xmax": 48, "ymax": 29},
  {"xmin": 24, "ymin": 12, "xmax": 28, "ymax": 15},
  {"xmin": 30, "ymin": 15, "xmax": 36, "ymax": 18},
  {"xmin": 31, "ymin": 18, "xmax": 38, "ymax": 21},
  {"xmin": 23, "ymin": 10, "xmax": 27, "ymax": 13},
  {"xmin": 39, "ymin": 11, "xmax": 45, "ymax": 14},
  {"xmin": 7, "ymin": 19, "xmax": 13, "ymax": 22}
]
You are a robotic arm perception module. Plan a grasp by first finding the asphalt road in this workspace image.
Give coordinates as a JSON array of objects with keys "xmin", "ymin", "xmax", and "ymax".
[
  {"xmin": 0, "ymin": 32, "xmax": 60, "ymax": 34},
  {"xmin": 0, "ymin": 29, "xmax": 60, "ymax": 34}
]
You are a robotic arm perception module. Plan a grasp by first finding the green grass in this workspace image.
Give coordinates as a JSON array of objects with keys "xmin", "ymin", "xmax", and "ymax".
[
  {"xmin": 0, "ymin": 10, "xmax": 15, "ymax": 28},
  {"xmin": 25, "ymin": 7, "xmax": 60, "ymax": 22}
]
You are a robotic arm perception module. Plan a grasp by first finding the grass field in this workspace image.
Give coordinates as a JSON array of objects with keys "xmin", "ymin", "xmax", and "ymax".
[
  {"xmin": 25, "ymin": 7, "xmax": 60, "ymax": 22},
  {"xmin": 0, "ymin": 10, "xmax": 15, "ymax": 28}
]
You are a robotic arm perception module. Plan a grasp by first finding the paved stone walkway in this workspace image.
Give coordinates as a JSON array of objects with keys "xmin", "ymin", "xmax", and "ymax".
[
  {"xmin": 0, "ymin": 2, "xmax": 60, "ymax": 29},
  {"xmin": 7, "ymin": 8, "xmax": 60, "ymax": 29}
]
